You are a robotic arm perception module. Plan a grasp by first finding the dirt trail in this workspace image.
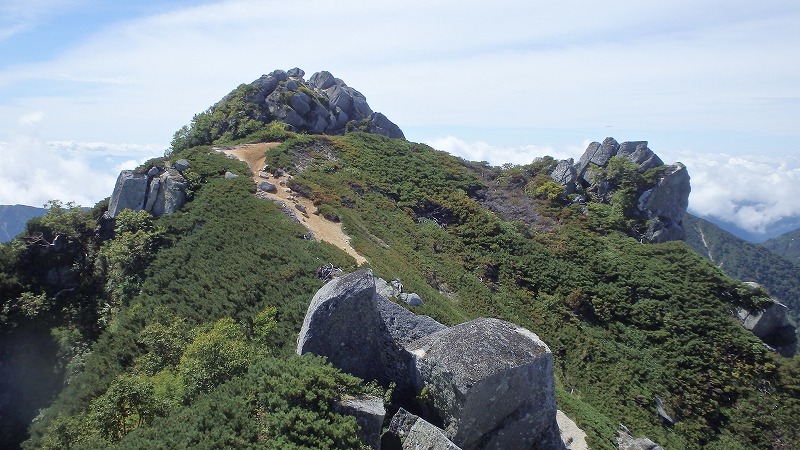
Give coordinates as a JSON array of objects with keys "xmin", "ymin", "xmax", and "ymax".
[{"xmin": 219, "ymin": 143, "xmax": 367, "ymax": 265}]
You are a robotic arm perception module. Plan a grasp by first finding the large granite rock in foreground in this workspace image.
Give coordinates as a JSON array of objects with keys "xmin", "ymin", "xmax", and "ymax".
[
  {"xmin": 408, "ymin": 318, "xmax": 564, "ymax": 450},
  {"xmin": 296, "ymin": 269, "xmax": 388, "ymax": 382},
  {"xmin": 297, "ymin": 270, "xmax": 565, "ymax": 449},
  {"xmin": 297, "ymin": 269, "xmax": 445, "ymax": 387}
]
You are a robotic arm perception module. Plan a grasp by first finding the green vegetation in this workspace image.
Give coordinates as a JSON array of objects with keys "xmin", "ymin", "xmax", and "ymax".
[
  {"xmin": 683, "ymin": 213, "xmax": 800, "ymax": 316},
  {"xmin": 762, "ymin": 227, "xmax": 800, "ymax": 266},
  {"xmin": 2, "ymin": 118, "xmax": 799, "ymax": 449}
]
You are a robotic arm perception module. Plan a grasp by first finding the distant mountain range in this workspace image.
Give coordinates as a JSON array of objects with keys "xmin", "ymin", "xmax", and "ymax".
[
  {"xmin": 0, "ymin": 205, "xmax": 46, "ymax": 243},
  {"xmin": 682, "ymin": 212, "xmax": 800, "ymax": 313}
]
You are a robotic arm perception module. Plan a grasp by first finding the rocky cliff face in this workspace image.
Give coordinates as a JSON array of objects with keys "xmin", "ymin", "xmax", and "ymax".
[
  {"xmin": 235, "ymin": 68, "xmax": 404, "ymax": 139},
  {"xmin": 552, "ymin": 137, "xmax": 690, "ymax": 243}
]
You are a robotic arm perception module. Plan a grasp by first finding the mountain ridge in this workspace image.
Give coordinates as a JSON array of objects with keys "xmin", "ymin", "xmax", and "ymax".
[
  {"xmin": 2, "ymin": 69, "xmax": 799, "ymax": 450},
  {"xmin": 0, "ymin": 205, "xmax": 46, "ymax": 243}
]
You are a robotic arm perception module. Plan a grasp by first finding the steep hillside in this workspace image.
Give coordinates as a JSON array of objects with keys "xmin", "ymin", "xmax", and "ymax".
[
  {"xmin": 2, "ymin": 71, "xmax": 799, "ymax": 450},
  {"xmin": 763, "ymin": 227, "xmax": 800, "ymax": 266},
  {"xmin": 0, "ymin": 205, "xmax": 46, "ymax": 243},
  {"xmin": 683, "ymin": 212, "xmax": 800, "ymax": 315}
]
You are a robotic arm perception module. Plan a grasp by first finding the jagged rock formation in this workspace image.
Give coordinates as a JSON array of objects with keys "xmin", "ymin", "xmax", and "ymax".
[
  {"xmin": 107, "ymin": 163, "xmax": 189, "ymax": 218},
  {"xmin": 736, "ymin": 283, "xmax": 797, "ymax": 356},
  {"xmin": 238, "ymin": 68, "xmax": 404, "ymax": 139},
  {"xmin": 552, "ymin": 137, "xmax": 690, "ymax": 243},
  {"xmin": 297, "ymin": 269, "xmax": 564, "ymax": 450}
]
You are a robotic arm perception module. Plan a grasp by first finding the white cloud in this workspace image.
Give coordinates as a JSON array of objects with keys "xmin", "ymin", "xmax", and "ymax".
[
  {"xmin": 426, "ymin": 135, "xmax": 582, "ymax": 166},
  {"xmin": 664, "ymin": 151, "xmax": 800, "ymax": 235},
  {"xmin": 0, "ymin": 115, "xmax": 159, "ymax": 207},
  {"xmin": 2, "ymin": 0, "xmax": 799, "ymax": 146},
  {"xmin": 0, "ymin": 136, "xmax": 115, "ymax": 207},
  {"xmin": 18, "ymin": 110, "xmax": 43, "ymax": 125}
]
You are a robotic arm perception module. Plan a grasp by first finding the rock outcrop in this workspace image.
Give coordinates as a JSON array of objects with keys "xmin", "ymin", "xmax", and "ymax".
[
  {"xmin": 107, "ymin": 165, "xmax": 188, "ymax": 219},
  {"xmin": 232, "ymin": 68, "xmax": 404, "ymax": 139},
  {"xmin": 384, "ymin": 408, "xmax": 461, "ymax": 450},
  {"xmin": 296, "ymin": 270, "xmax": 389, "ymax": 383},
  {"xmin": 407, "ymin": 318, "xmax": 563, "ymax": 450},
  {"xmin": 616, "ymin": 426, "xmax": 664, "ymax": 450},
  {"xmin": 736, "ymin": 283, "xmax": 797, "ymax": 356},
  {"xmin": 297, "ymin": 270, "xmax": 564, "ymax": 450},
  {"xmin": 552, "ymin": 138, "xmax": 690, "ymax": 243},
  {"xmin": 335, "ymin": 395, "xmax": 386, "ymax": 450}
]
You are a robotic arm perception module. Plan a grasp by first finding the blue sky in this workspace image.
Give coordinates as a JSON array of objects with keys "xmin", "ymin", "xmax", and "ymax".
[{"xmin": 1, "ymin": 1, "xmax": 799, "ymax": 241}]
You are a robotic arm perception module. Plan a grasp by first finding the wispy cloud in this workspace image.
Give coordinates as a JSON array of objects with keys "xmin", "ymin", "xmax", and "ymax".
[
  {"xmin": 0, "ymin": 113, "xmax": 159, "ymax": 207},
  {"xmin": 663, "ymin": 151, "xmax": 800, "ymax": 235},
  {"xmin": 427, "ymin": 135, "xmax": 581, "ymax": 166},
  {"xmin": 0, "ymin": 0, "xmax": 85, "ymax": 43}
]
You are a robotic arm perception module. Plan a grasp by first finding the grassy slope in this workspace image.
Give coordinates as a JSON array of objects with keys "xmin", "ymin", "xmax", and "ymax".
[
  {"xmin": 683, "ymin": 212, "xmax": 800, "ymax": 316},
  {"xmin": 17, "ymin": 133, "xmax": 800, "ymax": 449}
]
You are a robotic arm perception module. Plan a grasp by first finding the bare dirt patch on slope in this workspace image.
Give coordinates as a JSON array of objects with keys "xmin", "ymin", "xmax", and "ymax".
[{"xmin": 218, "ymin": 143, "xmax": 367, "ymax": 265}]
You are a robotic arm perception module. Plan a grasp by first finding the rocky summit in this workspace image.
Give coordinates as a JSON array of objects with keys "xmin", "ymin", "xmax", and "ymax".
[
  {"xmin": 234, "ymin": 68, "xmax": 404, "ymax": 139},
  {"xmin": 551, "ymin": 137, "xmax": 690, "ymax": 243}
]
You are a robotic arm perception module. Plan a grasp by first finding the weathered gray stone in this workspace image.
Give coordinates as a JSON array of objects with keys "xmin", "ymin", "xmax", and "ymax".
[
  {"xmin": 309, "ymin": 70, "xmax": 336, "ymax": 90},
  {"xmin": 576, "ymin": 137, "xmax": 619, "ymax": 181},
  {"xmin": 377, "ymin": 296, "xmax": 445, "ymax": 348},
  {"xmin": 407, "ymin": 318, "xmax": 562, "ymax": 450},
  {"xmin": 253, "ymin": 75, "xmax": 279, "ymax": 99},
  {"xmin": 147, "ymin": 166, "xmax": 160, "ymax": 177},
  {"xmin": 287, "ymin": 67, "xmax": 305, "ymax": 78},
  {"xmin": 297, "ymin": 269, "xmax": 387, "ymax": 382},
  {"xmin": 269, "ymin": 69, "xmax": 288, "ymax": 81},
  {"xmin": 284, "ymin": 79, "xmax": 298, "ymax": 91},
  {"xmin": 738, "ymin": 299, "xmax": 791, "ymax": 339},
  {"xmin": 399, "ymin": 292, "xmax": 424, "ymax": 307},
  {"xmin": 737, "ymin": 298, "xmax": 797, "ymax": 356},
  {"xmin": 376, "ymin": 295, "xmax": 446, "ymax": 393},
  {"xmin": 617, "ymin": 141, "xmax": 663, "ymax": 172},
  {"xmin": 550, "ymin": 159, "xmax": 577, "ymax": 195},
  {"xmin": 386, "ymin": 408, "xmax": 461, "ymax": 450},
  {"xmin": 107, "ymin": 168, "xmax": 187, "ymax": 219},
  {"xmin": 616, "ymin": 426, "xmax": 664, "ymax": 450},
  {"xmin": 328, "ymin": 85, "xmax": 354, "ymax": 113},
  {"xmin": 107, "ymin": 171, "xmax": 148, "ymax": 218},
  {"xmin": 375, "ymin": 277, "xmax": 399, "ymax": 299},
  {"xmin": 289, "ymin": 91, "xmax": 312, "ymax": 116},
  {"xmin": 224, "ymin": 171, "xmax": 239, "ymax": 179},
  {"xmin": 639, "ymin": 163, "xmax": 690, "ymax": 242},
  {"xmin": 174, "ymin": 159, "xmax": 191, "ymax": 172},
  {"xmin": 336, "ymin": 395, "xmax": 385, "ymax": 450},
  {"xmin": 258, "ymin": 181, "xmax": 277, "ymax": 193},
  {"xmin": 148, "ymin": 170, "xmax": 187, "ymax": 217},
  {"xmin": 367, "ymin": 112, "xmax": 406, "ymax": 139}
]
